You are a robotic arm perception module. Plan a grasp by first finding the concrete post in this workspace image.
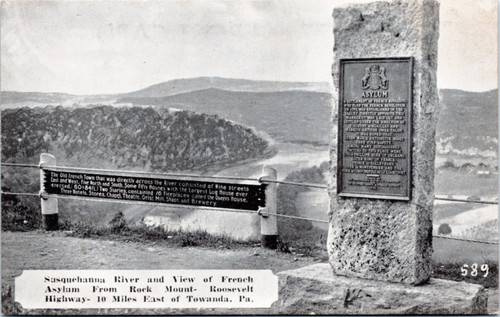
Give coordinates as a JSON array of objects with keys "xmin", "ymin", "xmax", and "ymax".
[
  {"xmin": 260, "ymin": 166, "xmax": 277, "ymax": 249},
  {"xmin": 39, "ymin": 153, "xmax": 58, "ymax": 230}
]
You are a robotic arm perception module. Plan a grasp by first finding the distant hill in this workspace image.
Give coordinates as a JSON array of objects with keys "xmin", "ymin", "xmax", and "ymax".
[
  {"xmin": 1, "ymin": 77, "xmax": 331, "ymax": 105},
  {"xmin": 1, "ymin": 106, "xmax": 272, "ymax": 172},
  {"xmin": 1, "ymin": 91, "xmax": 77, "ymax": 104},
  {"xmin": 437, "ymin": 89, "xmax": 498, "ymax": 155},
  {"xmin": 118, "ymin": 88, "xmax": 333, "ymax": 145},
  {"xmin": 123, "ymin": 77, "xmax": 331, "ymax": 98},
  {"xmin": 1, "ymin": 91, "xmax": 116, "ymax": 107}
]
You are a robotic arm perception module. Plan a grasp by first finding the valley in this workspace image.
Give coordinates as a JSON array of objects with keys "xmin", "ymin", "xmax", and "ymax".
[{"xmin": 1, "ymin": 77, "xmax": 497, "ymax": 243}]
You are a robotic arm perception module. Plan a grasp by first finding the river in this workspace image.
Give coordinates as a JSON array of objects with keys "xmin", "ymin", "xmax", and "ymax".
[
  {"xmin": 215, "ymin": 141, "xmax": 330, "ymax": 180},
  {"xmin": 142, "ymin": 140, "xmax": 497, "ymax": 241},
  {"xmin": 142, "ymin": 141, "xmax": 330, "ymax": 240}
]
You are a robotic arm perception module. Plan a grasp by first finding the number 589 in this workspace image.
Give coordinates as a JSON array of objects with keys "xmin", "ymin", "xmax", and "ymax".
[{"xmin": 461, "ymin": 263, "xmax": 489, "ymax": 277}]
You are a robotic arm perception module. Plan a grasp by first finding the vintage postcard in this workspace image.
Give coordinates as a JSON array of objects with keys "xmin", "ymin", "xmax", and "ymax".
[{"xmin": 1, "ymin": 0, "xmax": 498, "ymax": 315}]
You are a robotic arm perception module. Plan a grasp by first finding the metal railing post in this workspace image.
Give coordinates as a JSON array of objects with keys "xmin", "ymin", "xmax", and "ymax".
[
  {"xmin": 39, "ymin": 153, "xmax": 58, "ymax": 230},
  {"xmin": 260, "ymin": 166, "xmax": 278, "ymax": 249}
]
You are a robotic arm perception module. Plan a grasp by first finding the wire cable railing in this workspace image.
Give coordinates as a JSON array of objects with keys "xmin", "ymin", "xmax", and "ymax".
[
  {"xmin": 1, "ymin": 163, "xmax": 261, "ymax": 183},
  {"xmin": 434, "ymin": 196, "xmax": 498, "ymax": 205},
  {"xmin": 5, "ymin": 162, "xmax": 497, "ymax": 205},
  {"xmin": 432, "ymin": 235, "xmax": 499, "ymax": 245},
  {"xmin": 1, "ymin": 163, "xmax": 39, "ymax": 168},
  {"xmin": 259, "ymin": 179, "xmax": 329, "ymax": 189},
  {"xmin": 2, "ymin": 162, "xmax": 498, "ymax": 245},
  {"xmin": 1, "ymin": 191, "xmax": 40, "ymax": 197},
  {"xmin": 259, "ymin": 210, "xmax": 329, "ymax": 223},
  {"xmin": 2, "ymin": 190, "xmax": 498, "ymax": 245}
]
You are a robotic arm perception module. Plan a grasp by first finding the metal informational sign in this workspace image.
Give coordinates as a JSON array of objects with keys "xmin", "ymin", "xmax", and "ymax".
[
  {"xmin": 337, "ymin": 57, "xmax": 413, "ymax": 200},
  {"xmin": 43, "ymin": 169, "xmax": 266, "ymax": 211}
]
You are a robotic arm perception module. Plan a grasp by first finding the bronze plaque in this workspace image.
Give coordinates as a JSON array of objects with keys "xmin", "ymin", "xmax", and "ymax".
[{"xmin": 337, "ymin": 57, "xmax": 413, "ymax": 200}]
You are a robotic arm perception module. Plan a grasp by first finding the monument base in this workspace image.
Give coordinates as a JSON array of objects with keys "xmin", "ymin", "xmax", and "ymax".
[{"xmin": 271, "ymin": 264, "xmax": 487, "ymax": 315}]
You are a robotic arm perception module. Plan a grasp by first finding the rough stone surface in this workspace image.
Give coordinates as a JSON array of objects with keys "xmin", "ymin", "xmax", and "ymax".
[
  {"xmin": 271, "ymin": 264, "xmax": 488, "ymax": 315},
  {"xmin": 329, "ymin": 0, "xmax": 440, "ymax": 284}
]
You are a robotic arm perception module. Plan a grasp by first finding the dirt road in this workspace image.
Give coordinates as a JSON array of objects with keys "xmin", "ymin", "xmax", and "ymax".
[{"xmin": 2, "ymin": 231, "xmax": 317, "ymax": 282}]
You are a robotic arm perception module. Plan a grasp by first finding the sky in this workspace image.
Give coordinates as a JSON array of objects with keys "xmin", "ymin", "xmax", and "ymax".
[{"xmin": 1, "ymin": 0, "xmax": 497, "ymax": 95}]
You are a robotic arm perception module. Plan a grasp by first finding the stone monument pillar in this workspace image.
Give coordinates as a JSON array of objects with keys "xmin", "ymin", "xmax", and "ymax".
[
  {"xmin": 271, "ymin": 1, "xmax": 485, "ymax": 313},
  {"xmin": 328, "ymin": 0, "xmax": 440, "ymax": 285}
]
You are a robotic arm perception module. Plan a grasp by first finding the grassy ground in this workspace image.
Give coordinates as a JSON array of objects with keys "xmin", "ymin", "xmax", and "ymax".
[
  {"xmin": 58, "ymin": 213, "xmax": 258, "ymax": 249},
  {"xmin": 433, "ymin": 236, "xmax": 498, "ymax": 264},
  {"xmin": 432, "ymin": 260, "xmax": 498, "ymax": 288}
]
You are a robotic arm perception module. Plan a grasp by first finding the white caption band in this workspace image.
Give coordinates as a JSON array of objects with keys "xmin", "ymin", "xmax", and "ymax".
[{"xmin": 15, "ymin": 270, "xmax": 278, "ymax": 309}]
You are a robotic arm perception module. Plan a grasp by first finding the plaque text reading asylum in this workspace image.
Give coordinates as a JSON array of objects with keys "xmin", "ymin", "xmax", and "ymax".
[{"xmin": 337, "ymin": 57, "xmax": 413, "ymax": 200}]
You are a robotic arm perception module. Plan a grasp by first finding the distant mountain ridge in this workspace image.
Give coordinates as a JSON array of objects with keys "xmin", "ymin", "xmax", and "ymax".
[
  {"xmin": 1, "ymin": 77, "xmax": 331, "ymax": 105},
  {"xmin": 1, "ymin": 91, "xmax": 114, "ymax": 106},
  {"xmin": 1, "ymin": 91, "xmax": 78, "ymax": 105},
  {"xmin": 118, "ymin": 88, "xmax": 333, "ymax": 145},
  {"xmin": 123, "ymin": 77, "xmax": 331, "ymax": 97}
]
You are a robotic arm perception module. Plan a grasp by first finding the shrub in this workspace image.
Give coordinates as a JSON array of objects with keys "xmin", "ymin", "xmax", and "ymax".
[
  {"xmin": 108, "ymin": 211, "xmax": 127, "ymax": 233},
  {"xmin": 438, "ymin": 223, "xmax": 452, "ymax": 235},
  {"xmin": 1, "ymin": 203, "xmax": 41, "ymax": 231},
  {"xmin": 442, "ymin": 159, "xmax": 456, "ymax": 169},
  {"xmin": 467, "ymin": 195, "xmax": 481, "ymax": 201},
  {"xmin": 2, "ymin": 284, "xmax": 22, "ymax": 315}
]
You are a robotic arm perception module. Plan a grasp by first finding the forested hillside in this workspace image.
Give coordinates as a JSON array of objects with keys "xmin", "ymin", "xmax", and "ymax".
[{"xmin": 1, "ymin": 105, "xmax": 272, "ymax": 171}]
